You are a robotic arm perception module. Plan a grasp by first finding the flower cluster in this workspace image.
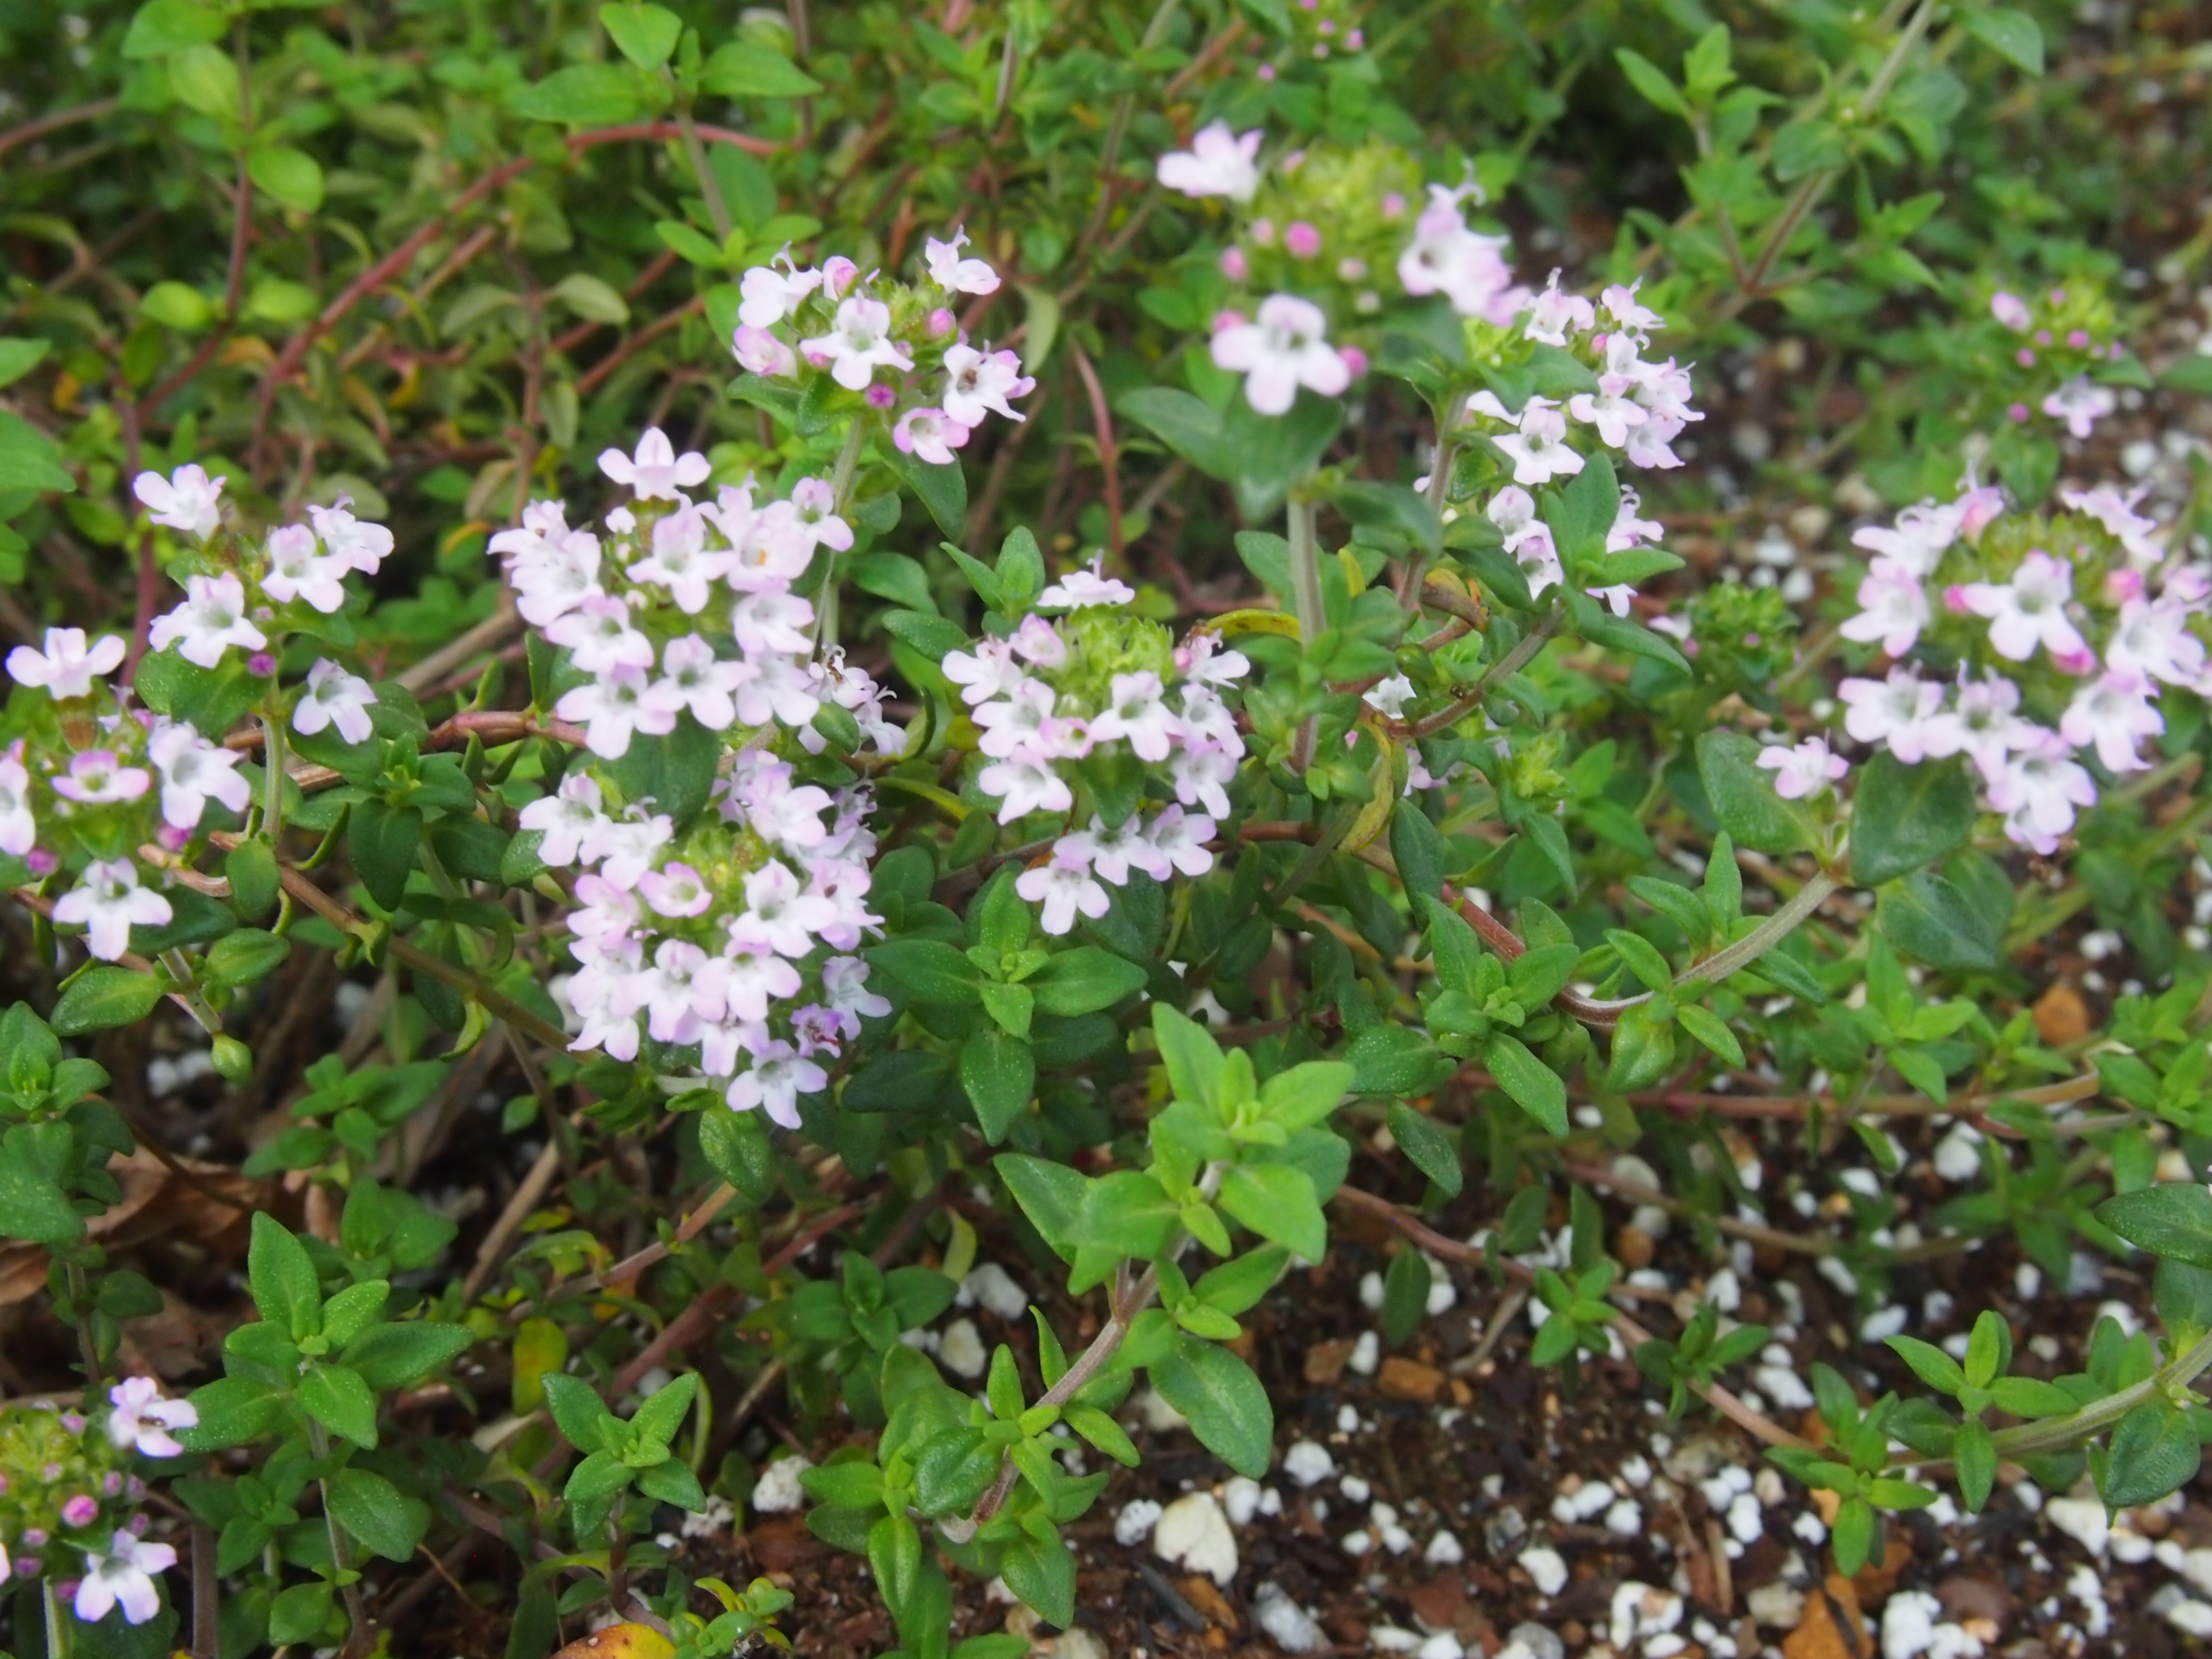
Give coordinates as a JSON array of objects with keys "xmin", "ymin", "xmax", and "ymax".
[
  {"xmin": 1833, "ymin": 480, "xmax": 2208, "ymax": 852},
  {"xmin": 0, "ymin": 467, "xmax": 394, "ymax": 961},
  {"xmin": 502, "ymin": 433, "xmax": 900, "ymax": 1128},
  {"xmin": 0, "ymin": 1379, "xmax": 196, "ymax": 1626},
  {"xmin": 1982, "ymin": 284, "xmax": 2130, "ymax": 437},
  {"xmin": 731, "ymin": 232, "xmax": 1033, "ymax": 465},
  {"xmin": 945, "ymin": 566, "xmax": 1249, "ymax": 934}
]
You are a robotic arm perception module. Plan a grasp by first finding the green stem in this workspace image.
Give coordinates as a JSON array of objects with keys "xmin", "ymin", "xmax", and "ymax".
[
  {"xmin": 1397, "ymin": 602, "xmax": 1560, "ymax": 741},
  {"xmin": 307, "ymin": 1421, "xmax": 373, "ymax": 1652},
  {"xmin": 46, "ymin": 1575, "xmax": 71, "ymax": 1659},
  {"xmin": 65, "ymin": 1259, "xmax": 102, "ymax": 1387},
  {"xmin": 1683, "ymin": 871, "xmax": 1839, "ymax": 989},
  {"xmin": 260, "ymin": 704, "xmax": 285, "ymax": 842},
  {"xmin": 159, "ymin": 947, "xmax": 225, "ymax": 1036},
  {"xmin": 675, "ymin": 104, "xmax": 733, "ymax": 242},
  {"xmin": 815, "ymin": 418, "xmax": 868, "ymax": 651},
  {"xmin": 1286, "ymin": 493, "xmax": 1324, "ymax": 775}
]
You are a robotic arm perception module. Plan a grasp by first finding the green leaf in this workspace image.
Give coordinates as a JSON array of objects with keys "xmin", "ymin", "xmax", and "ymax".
[
  {"xmin": 167, "ymin": 42, "xmax": 242, "ymax": 121},
  {"xmin": 1335, "ymin": 480, "xmax": 1442, "ymax": 555},
  {"xmin": 179, "ymin": 1375, "xmax": 287, "ymax": 1452},
  {"xmin": 631, "ymin": 1370, "xmax": 698, "ymax": 1448},
  {"xmin": 298, "ymin": 1362, "xmax": 379, "ymax": 1448},
  {"xmin": 248, "ymin": 1212, "xmax": 322, "ymax": 1336},
  {"xmin": 882, "ymin": 442, "xmax": 968, "ymax": 539},
  {"xmin": 1076, "ymin": 1170, "xmax": 1182, "ymax": 1258},
  {"xmin": 1154, "ymin": 1003, "xmax": 1226, "ymax": 1111},
  {"xmin": 248, "ymin": 144, "xmax": 325, "ymax": 212},
  {"xmin": 123, "ymin": 0, "xmax": 226, "ymax": 59},
  {"xmin": 1695, "ymin": 731, "xmax": 1811, "ymax": 855},
  {"xmin": 1886, "ymin": 1334, "xmax": 1965, "ymax": 1395},
  {"xmin": 1850, "ymin": 754, "xmax": 1976, "ymax": 888},
  {"xmin": 699, "ymin": 41, "xmax": 824, "ymax": 97},
  {"xmin": 1381, "ymin": 1248, "xmax": 1431, "ymax": 1347},
  {"xmin": 1988, "ymin": 1375, "xmax": 2080, "ymax": 1419},
  {"xmin": 0, "ymin": 337, "xmax": 52, "ymax": 390},
  {"xmin": 994, "ymin": 1154, "xmax": 1091, "ymax": 1259},
  {"xmin": 1117, "ymin": 387, "xmax": 1234, "ymax": 481},
  {"xmin": 1386, "ymin": 1101, "xmax": 1463, "ymax": 1197},
  {"xmin": 1876, "ymin": 854, "xmax": 2011, "ymax": 971},
  {"xmin": 1615, "ymin": 47, "xmax": 1689, "ymax": 117},
  {"xmin": 697, "ymin": 1101, "xmax": 777, "ymax": 1204},
  {"xmin": 1483, "ymin": 1033, "xmax": 1567, "ymax": 1136},
  {"xmin": 1606, "ymin": 1000, "xmax": 1677, "ymax": 1093},
  {"xmin": 1217, "ymin": 1164, "xmax": 1325, "ymax": 1262},
  {"xmin": 599, "ymin": 1, "xmax": 681, "ymax": 68},
  {"xmin": 0, "ymin": 411, "xmax": 75, "ymax": 493},
  {"xmin": 999, "ymin": 1532, "xmax": 1075, "ymax": 1630},
  {"xmin": 1193, "ymin": 1246, "xmax": 1288, "ymax": 1316},
  {"xmin": 1027, "ymin": 947, "xmax": 1146, "ymax": 1016},
  {"xmin": 318, "ymin": 1279, "xmax": 389, "ymax": 1348},
  {"xmin": 327, "ymin": 1466, "xmax": 430, "ymax": 1561},
  {"xmin": 601, "ymin": 712, "xmax": 721, "ymax": 831},
  {"xmin": 204, "ymin": 928, "xmax": 291, "ymax": 989},
  {"xmin": 225, "ymin": 837, "xmax": 280, "ymax": 921},
  {"xmin": 348, "ymin": 799, "xmax": 422, "ymax": 912},
  {"xmin": 551, "ymin": 272, "xmax": 631, "ymax": 324},
  {"xmin": 1260, "ymin": 1061, "xmax": 1353, "ymax": 1134},
  {"xmin": 509, "ymin": 61, "xmax": 651, "ymax": 123},
  {"xmin": 342, "ymin": 1319, "xmax": 473, "ymax": 1390},
  {"xmin": 961, "ymin": 1028, "xmax": 1035, "ymax": 1145},
  {"xmin": 2103, "ymin": 1401, "xmax": 2201, "ymax": 1508},
  {"xmin": 50, "ymin": 966, "xmax": 166, "ymax": 1035},
  {"xmin": 540, "ymin": 1372, "xmax": 619, "ymax": 1454},
  {"xmin": 2097, "ymin": 1184, "xmax": 2212, "ymax": 1271},
  {"xmin": 1391, "ymin": 802, "xmax": 1446, "ymax": 902},
  {"xmin": 1152, "ymin": 1333, "xmax": 1273, "ymax": 1477},
  {"xmin": 1962, "ymin": 6, "xmax": 2043, "ymax": 75},
  {"xmin": 867, "ymin": 938, "xmax": 982, "ymax": 1005},
  {"xmin": 1673, "ymin": 1003, "xmax": 1744, "ymax": 1068},
  {"xmin": 0, "ymin": 1124, "xmax": 83, "ymax": 1244},
  {"xmin": 268, "ymin": 1581, "xmax": 336, "ymax": 1646}
]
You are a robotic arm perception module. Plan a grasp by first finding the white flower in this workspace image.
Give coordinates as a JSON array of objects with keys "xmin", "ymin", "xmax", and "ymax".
[
  {"xmin": 1364, "ymin": 674, "xmax": 1416, "ymax": 719},
  {"xmin": 2106, "ymin": 595, "xmax": 2206, "ymax": 686},
  {"xmin": 2059, "ymin": 671, "xmax": 2163, "ymax": 773},
  {"xmin": 599, "ymin": 427, "xmax": 712, "ymax": 500},
  {"xmin": 1211, "ymin": 295, "xmax": 1350, "ymax": 416},
  {"xmin": 76, "ymin": 1530, "xmax": 178, "ymax": 1626},
  {"xmin": 1987, "ymin": 732, "xmax": 2097, "ymax": 854},
  {"xmin": 821, "ymin": 956, "xmax": 891, "ymax": 1035},
  {"xmin": 52, "ymin": 859, "xmax": 172, "ymax": 961},
  {"xmin": 1757, "ymin": 736, "xmax": 1848, "ymax": 801},
  {"xmin": 0, "ymin": 754, "xmax": 35, "ymax": 857},
  {"xmin": 305, "ymin": 498, "xmax": 393, "ymax": 576},
  {"xmin": 801, "ymin": 296, "xmax": 913, "ymax": 392},
  {"xmin": 2062, "ymin": 484, "xmax": 2164, "ymax": 567},
  {"xmin": 943, "ymin": 639, "xmax": 1028, "ymax": 706},
  {"xmin": 977, "ymin": 755, "xmax": 1074, "ymax": 823},
  {"xmin": 1492, "ymin": 399, "xmax": 1584, "ymax": 487},
  {"xmin": 106, "ymin": 1376, "xmax": 197, "ymax": 1458},
  {"xmin": 149, "ymin": 573, "xmax": 266, "ymax": 669},
  {"xmin": 941, "ymin": 346, "xmax": 1034, "ymax": 427},
  {"xmin": 654, "ymin": 634, "xmax": 746, "ymax": 731},
  {"xmin": 292, "ymin": 658, "xmax": 378, "ymax": 745},
  {"xmin": 736, "ymin": 860, "xmax": 839, "ymax": 957},
  {"xmin": 1088, "ymin": 672, "xmax": 1181, "ymax": 761},
  {"xmin": 1038, "ymin": 557, "xmax": 1136, "ymax": 610},
  {"xmin": 1960, "ymin": 551, "xmax": 2089, "ymax": 664},
  {"xmin": 628, "ymin": 503, "xmax": 734, "ymax": 613},
  {"xmin": 1838, "ymin": 557, "xmax": 1930, "ymax": 658},
  {"xmin": 924, "ymin": 228, "xmax": 1000, "ymax": 295},
  {"xmin": 1921, "ymin": 672, "xmax": 2036, "ymax": 783},
  {"xmin": 148, "ymin": 723, "xmax": 251, "ymax": 829},
  {"xmin": 5, "ymin": 627, "xmax": 124, "ymax": 700},
  {"xmin": 1839, "ymin": 668, "xmax": 1944, "ymax": 763},
  {"xmin": 1396, "ymin": 185, "xmax": 1513, "ymax": 317},
  {"xmin": 1521, "ymin": 273, "xmax": 1595, "ymax": 345},
  {"xmin": 738, "ymin": 257, "xmax": 822, "ymax": 328},
  {"xmin": 53, "ymin": 748, "xmax": 151, "ymax": 806},
  {"xmin": 132, "ymin": 464, "xmax": 224, "ymax": 539},
  {"xmin": 545, "ymin": 594, "xmax": 656, "ymax": 678},
  {"xmin": 1017, "ymin": 855, "xmax": 1111, "ymax": 936},
  {"xmin": 518, "ymin": 772, "xmax": 607, "ymax": 866},
  {"xmin": 1602, "ymin": 280, "xmax": 1664, "ymax": 332},
  {"xmin": 2042, "ymin": 376, "xmax": 2115, "ymax": 439},
  {"xmin": 894, "ymin": 407, "xmax": 972, "ymax": 467},
  {"xmin": 259, "ymin": 523, "xmax": 348, "ymax": 614},
  {"xmin": 725, "ymin": 1040, "xmax": 825, "ymax": 1130},
  {"xmin": 1145, "ymin": 805, "xmax": 1216, "ymax": 877},
  {"xmin": 1851, "ymin": 499, "xmax": 1963, "ymax": 578},
  {"xmin": 556, "ymin": 663, "xmax": 678, "ymax": 758},
  {"xmin": 1155, "ymin": 121, "xmax": 1262, "ymax": 202},
  {"xmin": 733, "ymin": 323, "xmax": 799, "ymax": 378}
]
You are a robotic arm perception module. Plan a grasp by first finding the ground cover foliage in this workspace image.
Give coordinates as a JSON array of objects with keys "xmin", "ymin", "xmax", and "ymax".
[{"xmin": 5, "ymin": 1, "xmax": 2212, "ymax": 1656}]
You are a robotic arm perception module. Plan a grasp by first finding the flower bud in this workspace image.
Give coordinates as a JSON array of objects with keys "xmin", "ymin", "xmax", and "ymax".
[{"xmin": 211, "ymin": 1035, "xmax": 253, "ymax": 1084}]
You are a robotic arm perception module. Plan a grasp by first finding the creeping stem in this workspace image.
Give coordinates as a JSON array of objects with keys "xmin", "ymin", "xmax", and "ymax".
[{"xmin": 1286, "ymin": 492, "xmax": 1325, "ymax": 775}]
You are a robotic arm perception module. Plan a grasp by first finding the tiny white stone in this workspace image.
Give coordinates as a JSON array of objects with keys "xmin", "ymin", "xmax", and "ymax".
[
  {"xmin": 1603, "ymin": 1498, "xmax": 1642, "ymax": 1536},
  {"xmin": 1792, "ymin": 1510, "xmax": 1828, "ymax": 1545},
  {"xmin": 1224, "ymin": 1476, "xmax": 1264, "ymax": 1526},
  {"xmin": 1340, "ymin": 1474, "xmax": 1373, "ymax": 1504},
  {"xmin": 1360, "ymin": 1271, "xmax": 1387, "ymax": 1310},
  {"xmin": 1619, "ymin": 1454, "xmax": 1652, "ymax": 1489},
  {"xmin": 1414, "ymin": 1635, "xmax": 1464, "ymax": 1659},
  {"xmin": 1381, "ymin": 1524, "xmax": 1415, "ymax": 1555},
  {"xmin": 1746, "ymin": 1583, "xmax": 1805, "ymax": 1627},
  {"xmin": 1519, "ymin": 1544, "xmax": 1569, "ymax": 1596},
  {"xmin": 1155, "ymin": 1492, "xmax": 1238, "ymax": 1584},
  {"xmin": 751, "ymin": 1454, "xmax": 811, "ymax": 1514},
  {"xmin": 962, "ymin": 1262, "xmax": 1030, "ymax": 1321},
  {"xmin": 1349, "ymin": 1331, "xmax": 1381, "ymax": 1375},
  {"xmin": 1252, "ymin": 1584, "xmax": 1328, "ymax": 1654},
  {"xmin": 1861, "ymin": 1305, "xmax": 1909, "ymax": 1343},
  {"xmin": 1115, "ymin": 1498, "xmax": 1164, "ymax": 1545},
  {"xmin": 1424, "ymin": 1529, "xmax": 1465, "ymax": 1566},
  {"xmin": 1284, "ymin": 1440, "xmax": 1336, "ymax": 1487},
  {"xmin": 1336, "ymin": 1403, "xmax": 1361, "ymax": 1433},
  {"xmin": 2167, "ymin": 1598, "xmax": 2212, "ymax": 1638},
  {"xmin": 1259, "ymin": 1487, "xmax": 1283, "ymax": 1516},
  {"xmin": 937, "ymin": 1317, "xmax": 988, "ymax": 1379},
  {"xmin": 1726, "ymin": 1492, "xmax": 1764, "ymax": 1545},
  {"xmin": 2046, "ymin": 1496, "xmax": 2110, "ymax": 1557},
  {"xmin": 1370, "ymin": 1628, "xmax": 1423, "ymax": 1654},
  {"xmin": 1341, "ymin": 1528, "xmax": 1374, "ymax": 1555}
]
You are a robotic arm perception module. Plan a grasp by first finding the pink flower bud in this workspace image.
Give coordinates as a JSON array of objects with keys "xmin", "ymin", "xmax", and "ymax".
[
  {"xmin": 927, "ymin": 307, "xmax": 957, "ymax": 337},
  {"xmin": 1347, "ymin": 28, "xmax": 1363, "ymax": 46},
  {"xmin": 1220, "ymin": 246, "xmax": 1249, "ymax": 281},
  {"xmin": 1380, "ymin": 191, "xmax": 1407, "ymax": 219},
  {"xmin": 822, "ymin": 256, "xmax": 859, "ymax": 300},
  {"xmin": 2106, "ymin": 568, "xmax": 2145, "ymax": 603},
  {"xmin": 156, "ymin": 823, "xmax": 191, "ymax": 853},
  {"xmin": 1250, "ymin": 218, "xmax": 1276, "ymax": 246},
  {"xmin": 2066, "ymin": 329, "xmax": 2090, "ymax": 349},
  {"xmin": 1339, "ymin": 345, "xmax": 1369, "ymax": 379},
  {"xmin": 2052, "ymin": 646, "xmax": 2098, "ymax": 676},
  {"xmin": 2016, "ymin": 348, "xmax": 2036, "ymax": 367},
  {"xmin": 1990, "ymin": 291, "xmax": 2030, "ymax": 329},
  {"xmin": 1211, "ymin": 309, "xmax": 1247, "ymax": 334},
  {"xmin": 60, "ymin": 1496, "xmax": 97, "ymax": 1529},
  {"xmin": 2049, "ymin": 287, "xmax": 2067, "ymax": 305},
  {"xmin": 865, "ymin": 382, "xmax": 897, "ymax": 409},
  {"xmin": 1285, "ymin": 221, "xmax": 1322, "ymax": 257},
  {"xmin": 1943, "ymin": 584, "xmax": 1973, "ymax": 614},
  {"xmin": 1257, "ymin": 63, "xmax": 1275, "ymax": 81},
  {"xmin": 247, "ymin": 651, "xmax": 276, "ymax": 678},
  {"xmin": 1336, "ymin": 257, "xmax": 1367, "ymax": 280},
  {"xmin": 26, "ymin": 849, "xmax": 56, "ymax": 877},
  {"xmin": 2008, "ymin": 402, "xmax": 2030, "ymax": 423},
  {"xmin": 1317, "ymin": 15, "xmax": 1334, "ymax": 32}
]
